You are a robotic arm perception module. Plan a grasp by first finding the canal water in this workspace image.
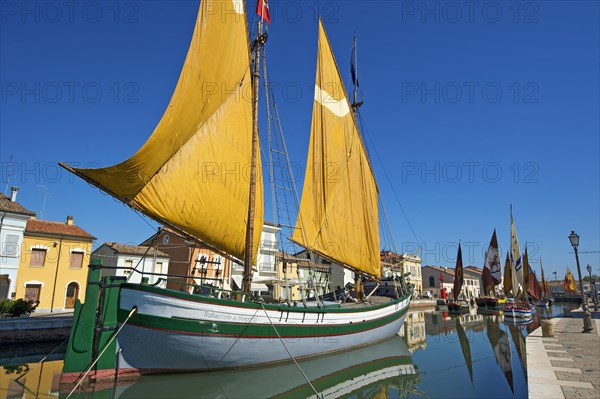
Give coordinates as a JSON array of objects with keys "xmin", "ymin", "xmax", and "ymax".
[{"xmin": 0, "ymin": 302, "xmax": 579, "ymax": 398}]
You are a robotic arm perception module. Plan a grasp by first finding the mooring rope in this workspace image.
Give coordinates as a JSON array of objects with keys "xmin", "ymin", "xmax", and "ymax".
[
  {"xmin": 260, "ymin": 303, "xmax": 322, "ymax": 399},
  {"xmin": 66, "ymin": 307, "xmax": 137, "ymax": 399}
]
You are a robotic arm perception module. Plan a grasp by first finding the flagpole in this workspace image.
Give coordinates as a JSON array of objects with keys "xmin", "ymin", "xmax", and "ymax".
[{"xmin": 244, "ymin": 7, "xmax": 268, "ymax": 293}]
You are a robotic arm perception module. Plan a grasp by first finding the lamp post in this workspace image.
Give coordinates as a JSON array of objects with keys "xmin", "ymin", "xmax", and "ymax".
[
  {"xmin": 568, "ymin": 231, "xmax": 593, "ymax": 332},
  {"xmin": 587, "ymin": 264, "xmax": 598, "ymax": 312}
]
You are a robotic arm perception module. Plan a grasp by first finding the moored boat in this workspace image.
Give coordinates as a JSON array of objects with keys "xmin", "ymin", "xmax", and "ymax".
[
  {"xmin": 58, "ymin": 0, "xmax": 412, "ymax": 386},
  {"xmin": 448, "ymin": 243, "xmax": 469, "ymax": 314},
  {"xmin": 501, "ymin": 207, "xmax": 533, "ymax": 318},
  {"xmin": 478, "ymin": 229, "xmax": 504, "ymax": 309}
]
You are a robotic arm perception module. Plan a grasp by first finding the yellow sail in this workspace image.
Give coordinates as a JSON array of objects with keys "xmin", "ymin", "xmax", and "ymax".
[
  {"xmin": 61, "ymin": 0, "xmax": 263, "ymax": 264},
  {"xmin": 292, "ymin": 20, "xmax": 380, "ymax": 277}
]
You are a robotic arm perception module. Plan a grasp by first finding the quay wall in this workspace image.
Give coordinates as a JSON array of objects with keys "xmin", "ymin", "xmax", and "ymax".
[{"xmin": 0, "ymin": 316, "xmax": 72, "ymax": 344}]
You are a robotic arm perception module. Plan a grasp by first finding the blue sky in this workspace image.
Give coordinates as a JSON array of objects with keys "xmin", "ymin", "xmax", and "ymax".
[{"xmin": 1, "ymin": 1, "xmax": 598, "ymax": 280}]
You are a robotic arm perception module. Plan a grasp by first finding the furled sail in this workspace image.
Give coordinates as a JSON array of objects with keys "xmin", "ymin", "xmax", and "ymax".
[
  {"xmin": 510, "ymin": 206, "xmax": 523, "ymax": 294},
  {"xmin": 292, "ymin": 20, "xmax": 380, "ymax": 277},
  {"xmin": 503, "ymin": 251, "xmax": 512, "ymax": 295},
  {"xmin": 540, "ymin": 259, "xmax": 550, "ymax": 298},
  {"xmin": 61, "ymin": 0, "xmax": 264, "ymax": 263}
]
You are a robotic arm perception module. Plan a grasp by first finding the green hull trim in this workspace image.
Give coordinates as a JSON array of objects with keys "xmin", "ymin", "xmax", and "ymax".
[{"xmin": 117, "ymin": 303, "xmax": 409, "ymax": 338}]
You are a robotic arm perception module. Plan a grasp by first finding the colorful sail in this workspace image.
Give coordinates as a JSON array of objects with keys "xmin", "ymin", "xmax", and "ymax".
[
  {"xmin": 60, "ymin": 0, "xmax": 264, "ymax": 264},
  {"xmin": 482, "ymin": 229, "xmax": 502, "ymax": 296},
  {"xmin": 540, "ymin": 259, "xmax": 550, "ymax": 298},
  {"xmin": 453, "ymin": 243, "xmax": 464, "ymax": 301},
  {"xmin": 564, "ymin": 267, "xmax": 577, "ymax": 293},
  {"xmin": 292, "ymin": 19, "xmax": 380, "ymax": 277},
  {"xmin": 503, "ymin": 251, "xmax": 512, "ymax": 295},
  {"xmin": 527, "ymin": 266, "xmax": 542, "ymax": 301},
  {"xmin": 510, "ymin": 206, "xmax": 523, "ymax": 295}
]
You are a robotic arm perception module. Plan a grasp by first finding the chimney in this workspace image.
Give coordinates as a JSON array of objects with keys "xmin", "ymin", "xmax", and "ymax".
[
  {"xmin": 10, "ymin": 186, "xmax": 18, "ymax": 202},
  {"xmin": 66, "ymin": 215, "xmax": 74, "ymax": 225}
]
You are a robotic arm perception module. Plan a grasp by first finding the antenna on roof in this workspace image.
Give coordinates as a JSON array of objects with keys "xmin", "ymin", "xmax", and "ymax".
[
  {"xmin": 3, "ymin": 155, "xmax": 15, "ymax": 195},
  {"xmin": 36, "ymin": 185, "xmax": 48, "ymax": 220}
]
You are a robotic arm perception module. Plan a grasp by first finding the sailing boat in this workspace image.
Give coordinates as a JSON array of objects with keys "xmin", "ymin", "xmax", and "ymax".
[
  {"xmin": 58, "ymin": 1, "xmax": 412, "ymax": 384},
  {"xmin": 476, "ymin": 229, "xmax": 504, "ymax": 309},
  {"xmin": 448, "ymin": 243, "xmax": 469, "ymax": 314},
  {"xmin": 502, "ymin": 207, "xmax": 533, "ymax": 319}
]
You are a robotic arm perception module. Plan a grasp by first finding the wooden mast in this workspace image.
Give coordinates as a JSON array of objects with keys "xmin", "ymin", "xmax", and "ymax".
[{"xmin": 243, "ymin": 18, "xmax": 267, "ymax": 293}]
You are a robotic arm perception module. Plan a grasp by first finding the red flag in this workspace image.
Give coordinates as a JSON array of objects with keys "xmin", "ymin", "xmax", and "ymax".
[{"xmin": 257, "ymin": 0, "xmax": 271, "ymax": 23}]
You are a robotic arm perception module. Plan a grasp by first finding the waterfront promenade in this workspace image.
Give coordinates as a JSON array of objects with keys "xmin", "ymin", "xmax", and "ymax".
[{"xmin": 527, "ymin": 307, "xmax": 600, "ymax": 399}]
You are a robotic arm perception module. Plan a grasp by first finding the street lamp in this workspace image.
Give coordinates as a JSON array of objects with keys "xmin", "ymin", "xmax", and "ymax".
[
  {"xmin": 568, "ymin": 231, "xmax": 593, "ymax": 332},
  {"xmin": 587, "ymin": 264, "xmax": 598, "ymax": 312}
]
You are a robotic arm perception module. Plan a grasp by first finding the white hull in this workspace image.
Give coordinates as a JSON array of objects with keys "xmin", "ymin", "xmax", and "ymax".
[{"xmin": 115, "ymin": 286, "xmax": 412, "ymax": 373}]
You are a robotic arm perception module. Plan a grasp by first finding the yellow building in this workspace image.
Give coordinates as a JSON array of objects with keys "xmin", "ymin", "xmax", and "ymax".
[
  {"xmin": 15, "ymin": 216, "xmax": 95, "ymax": 313},
  {"xmin": 381, "ymin": 251, "xmax": 423, "ymax": 295}
]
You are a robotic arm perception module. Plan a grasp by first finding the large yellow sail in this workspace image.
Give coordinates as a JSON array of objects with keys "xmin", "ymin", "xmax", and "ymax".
[
  {"xmin": 292, "ymin": 20, "xmax": 380, "ymax": 277},
  {"xmin": 62, "ymin": 0, "xmax": 263, "ymax": 263}
]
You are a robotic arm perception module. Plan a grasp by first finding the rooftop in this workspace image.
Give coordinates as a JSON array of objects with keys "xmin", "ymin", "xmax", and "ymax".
[
  {"xmin": 26, "ymin": 219, "xmax": 95, "ymax": 240},
  {"xmin": 0, "ymin": 193, "xmax": 35, "ymax": 216},
  {"xmin": 465, "ymin": 266, "xmax": 483, "ymax": 274},
  {"xmin": 103, "ymin": 242, "xmax": 170, "ymax": 258}
]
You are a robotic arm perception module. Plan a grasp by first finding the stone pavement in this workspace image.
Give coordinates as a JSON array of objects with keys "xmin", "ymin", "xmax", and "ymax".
[{"xmin": 527, "ymin": 309, "xmax": 600, "ymax": 399}]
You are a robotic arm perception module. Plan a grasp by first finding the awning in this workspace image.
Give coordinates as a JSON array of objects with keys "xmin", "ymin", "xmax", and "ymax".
[{"xmin": 231, "ymin": 275, "xmax": 268, "ymax": 292}]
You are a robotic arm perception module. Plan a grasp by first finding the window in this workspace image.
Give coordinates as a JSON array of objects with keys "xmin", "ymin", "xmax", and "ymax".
[
  {"xmin": 70, "ymin": 251, "xmax": 84, "ymax": 268},
  {"xmin": 0, "ymin": 275, "xmax": 9, "ymax": 299},
  {"xmin": 260, "ymin": 262, "xmax": 274, "ymax": 272},
  {"xmin": 24, "ymin": 284, "xmax": 41, "ymax": 302},
  {"xmin": 2, "ymin": 234, "xmax": 19, "ymax": 257},
  {"xmin": 124, "ymin": 259, "xmax": 133, "ymax": 275},
  {"xmin": 429, "ymin": 276, "xmax": 435, "ymax": 287},
  {"xmin": 155, "ymin": 261, "xmax": 163, "ymax": 275},
  {"xmin": 30, "ymin": 248, "xmax": 47, "ymax": 267}
]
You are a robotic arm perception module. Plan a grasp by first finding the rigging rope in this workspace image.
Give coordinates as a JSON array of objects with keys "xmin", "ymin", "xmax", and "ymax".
[
  {"xmin": 260, "ymin": 303, "xmax": 323, "ymax": 399},
  {"xmin": 66, "ymin": 307, "xmax": 138, "ymax": 399}
]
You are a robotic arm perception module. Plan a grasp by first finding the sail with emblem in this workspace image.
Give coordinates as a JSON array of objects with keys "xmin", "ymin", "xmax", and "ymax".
[
  {"xmin": 60, "ymin": 0, "xmax": 264, "ymax": 263},
  {"xmin": 292, "ymin": 19, "xmax": 380, "ymax": 277},
  {"xmin": 482, "ymin": 229, "xmax": 502, "ymax": 295}
]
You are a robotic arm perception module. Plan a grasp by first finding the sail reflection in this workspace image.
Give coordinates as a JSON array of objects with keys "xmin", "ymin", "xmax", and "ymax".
[{"xmin": 487, "ymin": 316, "xmax": 514, "ymax": 393}]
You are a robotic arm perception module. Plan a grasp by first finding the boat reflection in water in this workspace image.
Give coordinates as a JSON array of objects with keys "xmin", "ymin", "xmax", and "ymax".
[{"xmin": 62, "ymin": 334, "xmax": 419, "ymax": 398}]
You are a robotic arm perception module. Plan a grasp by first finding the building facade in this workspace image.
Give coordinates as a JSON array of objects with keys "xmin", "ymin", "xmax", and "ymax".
[
  {"xmin": 381, "ymin": 251, "xmax": 423, "ymax": 295},
  {"xmin": 15, "ymin": 216, "xmax": 95, "ymax": 312},
  {"xmin": 0, "ymin": 187, "xmax": 35, "ymax": 299},
  {"xmin": 464, "ymin": 266, "xmax": 483, "ymax": 297},
  {"xmin": 93, "ymin": 242, "xmax": 170, "ymax": 287},
  {"xmin": 141, "ymin": 228, "xmax": 234, "ymax": 292},
  {"xmin": 421, "ymin": 265, "xmax": 480, "ymax": 299}
]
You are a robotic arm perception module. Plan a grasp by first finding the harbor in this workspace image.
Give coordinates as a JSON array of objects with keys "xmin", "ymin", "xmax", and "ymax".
[
  {"xmin": 1, "ymin": 0, "xmax": 598, "ymax": 398},
  {"xmin": 2, "ymin": 302, "xmax": 599, "ymax": 398}
]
